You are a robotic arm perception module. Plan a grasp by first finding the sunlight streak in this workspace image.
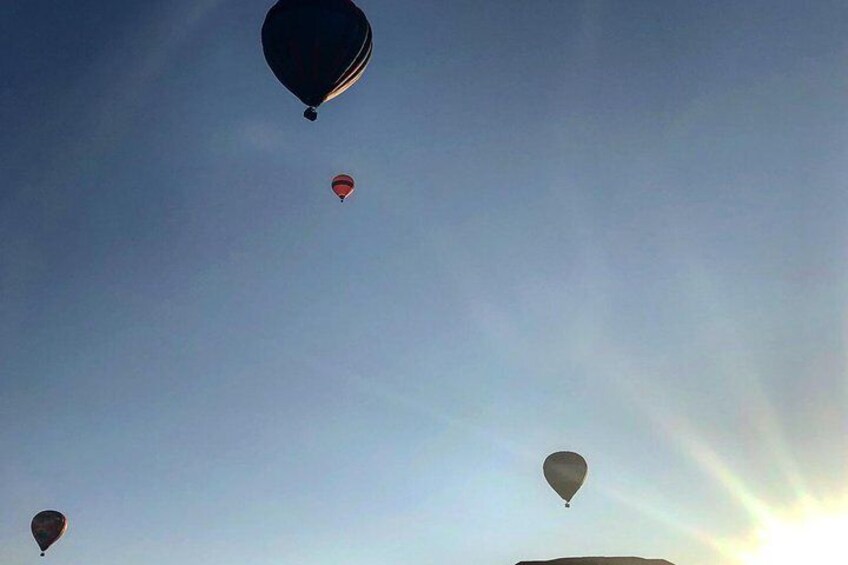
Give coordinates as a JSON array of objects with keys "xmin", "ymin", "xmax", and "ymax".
[
  {"xmin": 603, "ymin": 484, "xmax": 738, "ymax": 560},
  {"xmin": 671, "ymin": 257, "xmax": 812, "ymax": 502},
  {"xmin": 342, "ymin": 370, "xmax": 539, "ymax": 463},
  {"xmin": 593, "ymin": 348, "xmax": 777, "ymax": 525}
]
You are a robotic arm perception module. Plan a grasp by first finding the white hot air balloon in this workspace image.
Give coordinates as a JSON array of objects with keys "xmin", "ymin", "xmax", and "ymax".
[{"xmin": 543, "ymin": 451, "xmax": 588, "ymax": 508}]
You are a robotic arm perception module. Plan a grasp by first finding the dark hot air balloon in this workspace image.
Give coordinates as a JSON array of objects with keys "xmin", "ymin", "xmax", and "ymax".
[
  {"xmin": 31, "ymin": 510, "xmax": 67, "ymax": 557},
  {"xmin": 332, "ymin": 174, "xmax": 355, "ymax": 201},
  {"xmin": 543, "ymin": 452, "xmax": 588, "ymax": 508},
  {"xmin": 262, "ymin": 0, "xmax": 373, "ymax": 121}
]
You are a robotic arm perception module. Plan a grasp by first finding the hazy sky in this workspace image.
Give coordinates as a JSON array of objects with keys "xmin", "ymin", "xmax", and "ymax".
[{"xmin": 2, "ymin": 1, "xmax": 847, "ymax": 563}]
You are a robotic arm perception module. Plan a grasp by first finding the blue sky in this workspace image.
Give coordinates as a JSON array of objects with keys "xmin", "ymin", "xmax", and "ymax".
[{"xmin": 2, "ymin": 1, "xmax": 847, "ymax": 563}]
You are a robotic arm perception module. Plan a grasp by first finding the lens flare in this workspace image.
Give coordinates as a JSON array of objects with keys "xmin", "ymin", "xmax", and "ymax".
[{"xmin": 739, "ymin": 509, "xmax": 848, "ymax": 564}]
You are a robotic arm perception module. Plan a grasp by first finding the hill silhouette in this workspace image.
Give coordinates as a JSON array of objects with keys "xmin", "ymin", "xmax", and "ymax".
[{"xmin": 517, "ymin": 558, "xmax": 674, "ymax": 565}]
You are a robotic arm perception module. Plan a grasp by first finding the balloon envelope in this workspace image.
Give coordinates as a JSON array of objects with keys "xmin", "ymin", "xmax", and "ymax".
[
  {"xmin": 543, "ymin": 452, "xmax": 588, "ymax": 504},
  {"xmin": 262, "ymin": 0, "xmax": 373, "ymax": 120},
  {"xmin": 31, "ymin": 510, "xmax": 67, "ymax": 555},
  {"xmin": 332, "ymin": 174, "xmax": 355, "ymax": 201}
]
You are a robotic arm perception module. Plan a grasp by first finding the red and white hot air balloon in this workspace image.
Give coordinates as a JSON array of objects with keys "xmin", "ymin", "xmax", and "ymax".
[{"xmin": 331, "ymin": 174, "xmax": 355, "ymax": 202}]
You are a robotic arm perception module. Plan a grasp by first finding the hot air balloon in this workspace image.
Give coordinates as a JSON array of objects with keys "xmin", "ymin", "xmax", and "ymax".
[
  {"xmin": 332, "ymin": 174, "xmax": 355, "ymax": 201},
  {"xmin": 262, "ymin": 0, "xmax": 373, "ymax": 121},
  {"xmin": 31, "ymin": 510, "xmax": 67, "ymax": 557},
  {"xmin": 543, "ymin": 451, "xmax": 588, "ymax": 508}
]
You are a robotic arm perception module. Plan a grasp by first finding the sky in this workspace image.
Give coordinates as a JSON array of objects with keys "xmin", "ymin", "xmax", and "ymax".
[{"xmin": 1, "ymin": 1, "xmax": 847, "ymax": 563}]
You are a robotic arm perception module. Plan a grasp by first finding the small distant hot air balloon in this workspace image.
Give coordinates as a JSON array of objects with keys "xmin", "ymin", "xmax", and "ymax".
[
  {"xmin": 31, "ymin": 510, "xmax": 67, "ymax": 557},
  {"xmin": 543, "ymin": 451, "xmax": 588, "ymax": 508},
  {"xmin": 332, "ymin": 174, "xmax": 355, "ymax": 202},
  {"xmin": 262, "ymin": 0, "xmax": 373, "ymax": 121}
]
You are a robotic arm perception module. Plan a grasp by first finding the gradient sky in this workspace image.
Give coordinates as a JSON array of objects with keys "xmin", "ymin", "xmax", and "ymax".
[{"xmin": 2, "ymin": 1, "xmax": 847, "ymax": 563}]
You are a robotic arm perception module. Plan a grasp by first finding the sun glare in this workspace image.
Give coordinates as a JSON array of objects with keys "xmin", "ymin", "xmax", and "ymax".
[{"xmin": 739, "ymin": 508, "xmax": 848, "ymax": 564}]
